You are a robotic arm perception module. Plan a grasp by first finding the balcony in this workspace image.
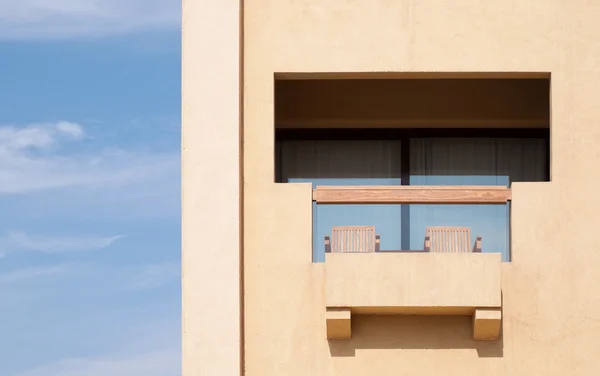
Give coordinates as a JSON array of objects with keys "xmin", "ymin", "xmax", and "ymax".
[
  {"xmin": 320, "ymin": 186, "xmax": 504, "ymax": 341},
  {"xmin": 274, "ymin": 76, "xmax": 550, "ymax": 343}
]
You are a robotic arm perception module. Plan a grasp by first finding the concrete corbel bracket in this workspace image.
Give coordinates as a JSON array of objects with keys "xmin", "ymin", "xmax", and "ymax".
[
  {"xmin": 326, "ymin": 307, "xmax": 351, "ymax": 339},
  {"xmin": 473, "ymin": 307, "xmax": 502, "ymax": 341}
]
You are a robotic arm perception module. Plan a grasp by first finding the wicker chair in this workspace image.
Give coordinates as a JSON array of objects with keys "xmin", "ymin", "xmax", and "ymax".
[
  {"xmin": 325, "ymin": 226, "xmax": 380, "ymax": 253},
  {"xmin": 423, "ymin": 226, "xmax": 482, "ymax": 253}
]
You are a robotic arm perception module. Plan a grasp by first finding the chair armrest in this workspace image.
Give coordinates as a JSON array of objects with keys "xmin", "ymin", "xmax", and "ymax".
[
  {"xmin": 472, "ymin": 236, "xmax": 482, "ymax": 253},
  {"xmin": 324, "ymin": 235, "xmax": 331, "ymax": 253},
  {"xmin": 424, "ymin": 236, "xmax": 431, "ymax": 252},
  {"xmin": 375, "ymin": 235, "xmax": 380, "ymax": 252}
]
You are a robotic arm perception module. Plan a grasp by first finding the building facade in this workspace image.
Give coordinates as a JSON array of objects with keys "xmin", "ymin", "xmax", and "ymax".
[{"xmin": 183, "ymin": 1, "xmax": 600, "ymax": 375}]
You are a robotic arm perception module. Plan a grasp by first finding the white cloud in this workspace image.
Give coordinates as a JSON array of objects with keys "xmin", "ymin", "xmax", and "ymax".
[
  {"xmin": 0, "ymin": 231, "xmax": 123, "ymax": 254},
  {"xmin": 0, "ymin": 121, "xmax": 84, "ymax": 150},
  {"xmin": 13, "ymin": 349, "xmax": 180, "ymax": 376},
  {"xmin": 0, "ymin": 0, "xmax": 180, "ymax": 40},
  {"xmin": 56, "ymin": 121, "xmax": 86, "ymax": 139},
  {"xmin": 0, "ymin": 121, "xmax": 179, "ymax": 195},
  {"xmin": 0, "ymin": 264, "xmax": 70, "ymax": 285},
  {"xmin": 120, "ymin": 262, "xmax": 179, "ymax": 290}
]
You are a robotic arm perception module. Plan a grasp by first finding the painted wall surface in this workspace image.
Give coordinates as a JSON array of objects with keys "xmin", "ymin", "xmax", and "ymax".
[
  {"xmin": 326, "ymin": 253, "xmax": 501, "ymax": 314},
  {"xmin": 181, "ymin": 0, "xmax": 240, "ymax": 375},
  {"xmin": 242, "ymin": 1, "xmax": 600, "ymax": 376}
]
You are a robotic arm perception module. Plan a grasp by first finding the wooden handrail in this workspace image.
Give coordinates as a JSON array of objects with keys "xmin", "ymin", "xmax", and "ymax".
[{"xmin": 312, "ymin": 186, "xmax": 511, "ymax": 204}]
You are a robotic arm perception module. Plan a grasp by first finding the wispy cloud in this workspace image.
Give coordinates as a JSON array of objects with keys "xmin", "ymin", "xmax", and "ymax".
[
  {"xmin": 0, "ymin": 232, "xmax": 123, "ymax": 254},
  {"xmin": 11, "ymin": 314, "xmax": 180, "ymax": 376},
  {"xmin": 13, "ymin": 348, "xmax": 180, "ymax": 376},
  {"xmin": 0, "ymin": 121, "xmax": 85, "ymax": 150},
  {"xmin": 0, "ymin": 261, "xmax": 177, "ymax": 290},
  {"xmin": 120, "ymin": 262, "xmax": 179, "ymax": 291},
  {"xmin": 0, "ymin": 0, "xmax": 180, "ymax": 40},
  {"xmin": 0, "ymin": 121, "xmax": 178, "ymax": 195},
  {"xmin": 0, "ymin": 264, "xmax": 70, "ymax": 285},
  {"xmin": 0, "ymin": 120, "xmax": 180, "ymax": 373}
]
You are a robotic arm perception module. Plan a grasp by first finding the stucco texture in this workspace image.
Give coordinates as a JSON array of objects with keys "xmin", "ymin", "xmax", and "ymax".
[
  {"xmin": 242, "ymin": 1, "xmax": 600, "ymax": 375},
  {"xmin": 182, "ymin": 0, "xmax": 241, "ymax": 375},
  {"xmin": 325, "ymin": 253, "xmax": 501, "ymax": 313}
]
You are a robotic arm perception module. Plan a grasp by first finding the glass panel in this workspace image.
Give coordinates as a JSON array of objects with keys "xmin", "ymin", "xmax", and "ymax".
[
  {"xmin": 292, "ymin": 179, "xmax": 401, "ymax": 262},
  {"xmin": 280, "ymin": 140, "xmax": 402, "ymax": 184},
  {"xmin": 281, "ymin": 140, "xmax": 402, "ymax": 262},
  {"xmin": 314, "ymin": 204, "xmax": 402, "ymax": 263},
  {"xmin": 410, "ymin": 138, "xmax": 546, "ymax": 186},
  {"xmin": 409, "ymin": 138, "xmax": 544, "ymax": 262},
  {"xmin": 288, "ymin": 178, "xmax": 401, "ymax": 186},
  {"xmin": 408, "ymin": 204, "xmax": 510, "ymax": 261}
]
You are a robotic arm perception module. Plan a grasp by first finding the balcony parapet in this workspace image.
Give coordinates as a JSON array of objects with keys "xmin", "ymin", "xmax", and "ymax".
[{"xmin": 325, "ymin": 252, "xmax": 502, "ymax": 341}]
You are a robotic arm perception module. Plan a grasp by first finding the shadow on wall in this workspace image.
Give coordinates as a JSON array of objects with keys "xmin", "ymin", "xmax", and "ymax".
[{"xmin": 328, "ymin": 315, "xmax": 503, "ymax": 358}]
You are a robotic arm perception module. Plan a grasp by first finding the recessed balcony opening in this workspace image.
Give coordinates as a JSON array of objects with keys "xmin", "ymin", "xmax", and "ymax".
[{"xmin": 274, "ymin": 73, "xmax": 550, "ymax": 263}]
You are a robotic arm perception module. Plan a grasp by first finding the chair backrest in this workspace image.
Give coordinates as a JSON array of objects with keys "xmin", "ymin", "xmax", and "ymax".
[
  {"xmin": 331, "ymin": 226, "xmax": 376, "ymax": 253},
  {"xmin": 425, "ymin": 226, "xmax": 471, "ymax": 253}
]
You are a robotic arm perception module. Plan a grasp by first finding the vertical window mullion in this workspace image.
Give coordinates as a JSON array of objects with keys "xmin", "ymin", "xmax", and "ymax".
[{"xmin": 401, "ymin": 137, "xmax": 410, "ymax": 250}]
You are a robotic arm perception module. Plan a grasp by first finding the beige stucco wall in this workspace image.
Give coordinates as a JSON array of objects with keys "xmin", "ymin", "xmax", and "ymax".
[
  {"xmin": 242, "ymin": 1, "xmax": 600, "ymax": 376},
  {"xmin": 326, "ymin": 253, "xmax": 501, "ymax": 314},
  {"xmin": 182, "ymin": 0, "xmax": 241, "ymax": 375}
]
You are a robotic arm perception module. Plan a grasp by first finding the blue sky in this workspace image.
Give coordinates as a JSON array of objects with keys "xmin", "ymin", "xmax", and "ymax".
[{"xmin": 0, "ymin": 1, "xmax": 181, "ymax": 375}]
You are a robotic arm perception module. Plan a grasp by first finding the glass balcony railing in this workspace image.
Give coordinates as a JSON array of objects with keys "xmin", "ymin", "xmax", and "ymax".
[
  {"xmin": 310, "ymin": 185, "xmax": 511, "ymax": 263},
  {"xmin": 314, "ymin": 203, "xmax": 509, "ymax": 262}
]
